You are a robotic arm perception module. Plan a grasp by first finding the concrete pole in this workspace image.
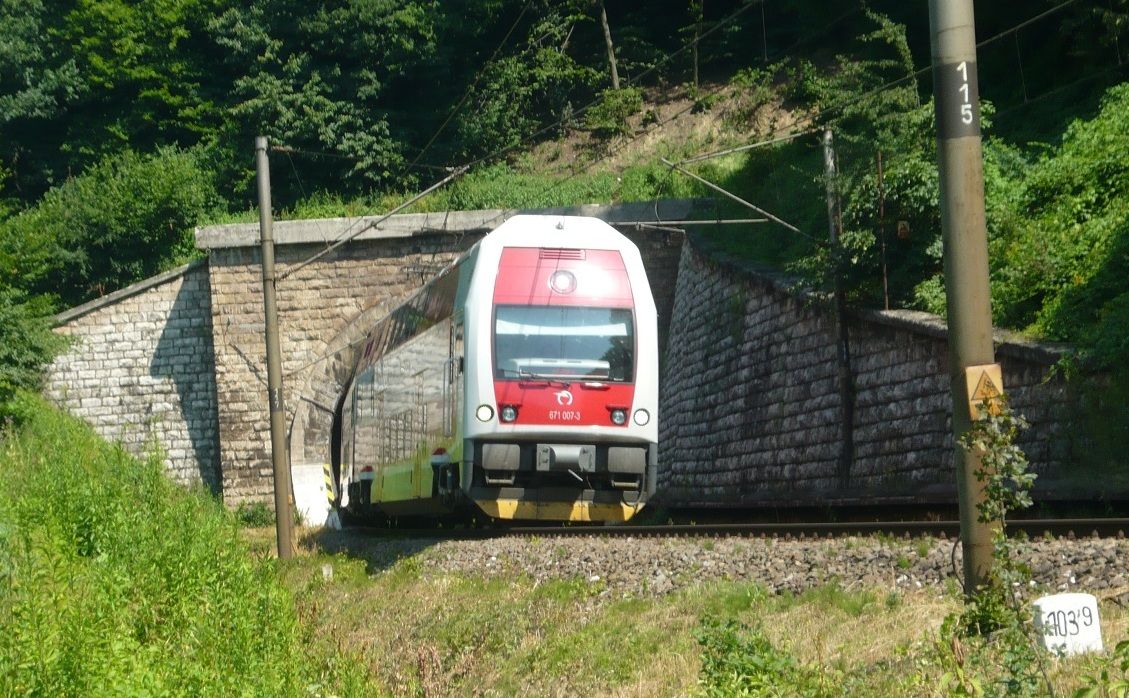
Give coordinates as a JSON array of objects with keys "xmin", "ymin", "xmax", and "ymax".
[
  {"xmin": 255, "ymin": 136, "xmax": 295, "ymax": 560},
  {"xmin": 823, "ymin": 130, "xmax": 854, "ymax": 489},
  {"xmin": 928, "ymin": 0, "xmax": 997, "ymax": 593}
]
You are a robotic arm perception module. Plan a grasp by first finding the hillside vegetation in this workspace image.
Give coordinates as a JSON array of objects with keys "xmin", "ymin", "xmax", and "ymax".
[
  {"xmin": 0, "ymin": 0, "xmax": 1128, "ymax": 438},
  {"xmin": 0, "ymin": 394, "xmax": 372, "ymax": 695}
]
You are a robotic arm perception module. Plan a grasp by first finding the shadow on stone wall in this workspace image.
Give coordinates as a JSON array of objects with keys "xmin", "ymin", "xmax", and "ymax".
[
  {"xmin": 658, "ymin": 237, "xmax": 1081, "ymax": 509},
  {"xmin": 151, "ymin": 267, "xmax": 221, "ymax": 493}
]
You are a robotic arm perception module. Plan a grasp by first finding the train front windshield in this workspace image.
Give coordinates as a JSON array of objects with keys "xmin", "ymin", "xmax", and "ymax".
[{"xmin": 494, "ymin": 306, "xmax": 634, "ymax": 382}]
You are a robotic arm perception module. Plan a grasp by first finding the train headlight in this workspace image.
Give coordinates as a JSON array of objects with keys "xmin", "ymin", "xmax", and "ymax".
[
  {"xmin": 476, "ymin": 405, "xmax": 494, "ymax": 422},
  {"xmin": 610, "ymin": 409, "xmax": 627, "ymax": 426},
  {"xmin": 500, "ymin": 405, "xmax": 518, "ymax": 423},
  {"xmin": 549, "ymin": 269, "xmax": 577, "ymax": 294},
  {"xmin": 633, "ymin": 409, "xmax": 650, "ymax": 426}
]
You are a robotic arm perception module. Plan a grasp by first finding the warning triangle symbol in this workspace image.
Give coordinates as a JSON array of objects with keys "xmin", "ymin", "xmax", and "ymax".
[{"xmin": 971, "ymin": 371, "xmax": 1001, "ymax": 402}]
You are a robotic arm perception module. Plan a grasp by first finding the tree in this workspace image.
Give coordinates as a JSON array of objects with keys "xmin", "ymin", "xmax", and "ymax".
[
  {"xmin": 597, "ymin": 1, "xmax": 620, "ymax": 88},
  {"xmin": 453, "ymin": 2, "xmax": 601, "ymax": 158},
  {"xmin": 0, "ymin": 287, "xmax": 66, "ymax": 422},
  {"xmin": 0, "ymin": 147, "xmax": 220, "ymax": 306},
  {"xmin": 206, "ymin": 0, "xmax": 445, "ymax": 196},
  {"xmin": 0, "ymin": 0, "xmax": 85, "ymax": 201}
]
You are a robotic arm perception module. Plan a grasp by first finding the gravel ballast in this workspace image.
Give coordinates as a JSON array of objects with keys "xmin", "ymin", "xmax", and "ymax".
[{"xmin": 317, "ymin": 531, "xmax": 1129, "ymax": 600}]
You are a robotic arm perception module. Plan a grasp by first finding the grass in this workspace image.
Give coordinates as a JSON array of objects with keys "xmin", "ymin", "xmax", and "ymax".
[
  {"xmin": 0, "ymin": 394, "xmax": 374, "ymax": 696},
  {"xmin": 275, "ymin": 531, "xmax": 1129, "ymax": 697},
  {"xmin": 5, "ymin": 396, "xmax": 1127, "ymax": 695}
]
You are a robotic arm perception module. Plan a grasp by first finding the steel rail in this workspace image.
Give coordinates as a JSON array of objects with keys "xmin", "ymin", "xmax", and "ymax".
[{"xmin": 343, "ymin": 518, "xmax": 1129, "ymax": 541}]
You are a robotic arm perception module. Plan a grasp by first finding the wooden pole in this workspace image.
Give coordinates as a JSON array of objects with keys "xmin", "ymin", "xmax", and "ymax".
[{"xmin": 255, "ymin": 136, "xmax": 295, "ymax": 560}]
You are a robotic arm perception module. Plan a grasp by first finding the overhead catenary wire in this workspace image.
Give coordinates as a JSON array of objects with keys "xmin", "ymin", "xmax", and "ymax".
[
  {"xmin": 267, "ymin": 0, "xmax": 1119, "ymax": 390},
  {"xmin": 976, "ymin": 0, "xmax": 1082, "ymax": 48},
  {"xmin": 991, "ymin": 62, "xmax": 1128, "ymax": 122},
  {"xmin": 275, "ymin": 164, "xmax": 469, "ymax": 282},
  {"xmin": 279, "ymin": 0, "xmax": 1101, "ymax": 283},
  {"xmin": 673, "ymin": 0, "xmax": 1093, "ymax": 168},
  {"xmin": 674, "ymin": 129, "xmax": 820, "ymax": 166},
  {"xmin": 239, "ymin": 0, "xmax": 1122, "ymax": 416},
  {"xmin": 272, "ymin": 144, "xmax": 452, "ymax": 172},
  {"xmin": 661, "ymin": 157, "xmax": 821, "ymax": 245},
  {"xmin": 272, "ymin": 1, "xmax": 761, "ymax": 283}
]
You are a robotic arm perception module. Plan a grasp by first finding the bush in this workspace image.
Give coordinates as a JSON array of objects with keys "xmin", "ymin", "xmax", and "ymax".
[
  {"xmin": 236, "ymin": 501, "xmax": 276, "ymax": 527},
  {"xmin": 989, "ymin": 83, "xmax": 1129, "ymax": 361},
  {"xmin": 584, "ymin": 87, "xmax": 644, "ymax": 140},
  {"xmin": 0, "ymin": 397, "xmax": 337, "ymax": 695},
  {"xmin": 694, "ymin": 617, "xmax": 834, "ymax": 697},
  {"xmin": 0, "ymin": 146, "xmax": 221, "ymax": 307},
  {"xmin": 0, "ymin": 289, "xmax": 66, "ymax": 423}
]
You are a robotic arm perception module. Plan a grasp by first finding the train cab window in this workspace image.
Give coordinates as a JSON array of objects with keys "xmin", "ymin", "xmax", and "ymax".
[{"xmin": 494, "ymin": 306, "xmax": 634, "ymax": 382}]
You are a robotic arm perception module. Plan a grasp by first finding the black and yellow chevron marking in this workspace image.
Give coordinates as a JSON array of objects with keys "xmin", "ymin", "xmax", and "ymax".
[{"xmin": 323, "ymin": 463, "xmax": 335, "ymax": 504}]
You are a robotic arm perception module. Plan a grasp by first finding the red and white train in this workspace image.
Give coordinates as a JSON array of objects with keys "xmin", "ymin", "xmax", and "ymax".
[{"xmin": 331, "ymin": 215, "xmax": 658, "ymax": 523}]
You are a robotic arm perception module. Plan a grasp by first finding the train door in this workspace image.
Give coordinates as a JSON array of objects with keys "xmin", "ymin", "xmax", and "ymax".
[
  {"xmin": 437, "ymin": 318, "xmax": 464, "ymax": 496},
  {"xmin": 444, "ymin": 320, "xmax": 464, "ymax": 437}
]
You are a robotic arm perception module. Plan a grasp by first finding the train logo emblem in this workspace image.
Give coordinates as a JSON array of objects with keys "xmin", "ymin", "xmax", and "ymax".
[{"xmin": 554, "ymin": 390, "xmax": 574, "ymax": 406}]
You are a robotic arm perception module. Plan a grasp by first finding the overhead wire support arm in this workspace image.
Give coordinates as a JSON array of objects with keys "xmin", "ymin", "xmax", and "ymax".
[
  {"xmin": 660, "ymin": 157, "xmax": 818, "ymax": 244},
  {"xmin": 675, "ymin": 129, "xmax": 820, "ymax": 166},
  {"xmin": 276, "ymin": 164, "xmax": 470, "ymax": 283},
  {"xmin": 612, "ymin": 218, "xmax": 769, "ymax": 227}
]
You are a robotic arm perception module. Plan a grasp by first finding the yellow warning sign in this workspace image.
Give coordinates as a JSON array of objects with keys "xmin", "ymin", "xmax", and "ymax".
[{"xmin": 964, "ymin": 363, "xmax": 1004, "ymax": 419}]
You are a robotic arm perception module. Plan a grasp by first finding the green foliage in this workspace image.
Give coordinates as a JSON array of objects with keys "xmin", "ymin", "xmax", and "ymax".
[
  {"xmin": 1075, "ymin": 639, "xmax": 1129, "ymax": 698},
  {"xmin": 0, "ymin": 396, "xmax": 365, "ymax": 695},
  {"xmin": 0, "ymin": 146, "xmax": 219, "ymax": 306},
  {"xmin": 236, "ymin": 501, "xmax": 275, "ymax": 527},
  {"xmin": 723, "ymin": 64, "xmax": 783, "ymax": 131},
  {"xmin": 454, "ymin": 3, "xmax": 601, "ymax": 158},
  {"xmin": 989, "ymin": 84, "xmax": 1129, "ymax": 361},
  {"xmin": 962, "ymin": 401, "xmax": 1035, "ymax": 525},
  {"xmin": 584, "ymin": 87, "xmax": 643, "ymax": 139},
  {"xmin": 207, "ymin": 0, "xmax": 441, "ymax": 191},
  {"xmin": 0, "ymin": 0, "xmax": 224, "ymax": 199},
  {"xmin": 928, "ymin": 398, "xmax": 1046, "ymax": 697},
  {"xmin": 0, "ymin": 290, "xmax": 65, "ymax": 423},
  {"xmin": 0, "ymin": 0, "xmax": 87, "ymax": 199},
  {"xmin": 694, "ymin": 617, "xmax": 835, "ymax": 697}
]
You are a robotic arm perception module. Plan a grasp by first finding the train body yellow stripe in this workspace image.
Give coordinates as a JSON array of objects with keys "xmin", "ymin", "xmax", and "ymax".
[{"xmin": 475, "ymin": 498, "xmax": 641, "ymax": 523}]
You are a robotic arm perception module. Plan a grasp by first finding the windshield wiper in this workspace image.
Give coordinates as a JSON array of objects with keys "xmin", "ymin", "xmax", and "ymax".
[{"xmin": 516, "ymin": 369, "xmax": 571, "ymax": 388}]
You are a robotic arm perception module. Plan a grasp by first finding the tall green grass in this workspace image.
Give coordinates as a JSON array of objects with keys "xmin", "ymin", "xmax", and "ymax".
[{"xmin": 0, "ymin": 394, "xmax": 361, "ymax": 696}]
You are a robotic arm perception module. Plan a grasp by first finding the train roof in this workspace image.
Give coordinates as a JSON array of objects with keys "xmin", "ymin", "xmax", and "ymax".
[
  {"xmin": 348, "ymin": 215, "xmax": 643, "ymax": 376},
  {"xmin": 478, "ymin": 214, "xmax": 637, "ymax": 251}
]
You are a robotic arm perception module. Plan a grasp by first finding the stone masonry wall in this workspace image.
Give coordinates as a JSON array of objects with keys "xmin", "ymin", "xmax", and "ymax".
[
  {"xmin": 207, "ymin": 235, "xmax": 473, "ymax": 504},
  {"xmin": 204, "ymin": 207, "xmax": 689, "ymax": 507},
  {"xmin": 658, "ymin": 239, "xmax": 1073, "ymax": 507},
  {"xmin": 42, "ymin": 212, "xmax": 1079, "ymax": 510},
  {"xmin": 45, "ymin": 262, "xmax": 220, "ymax": 489}
]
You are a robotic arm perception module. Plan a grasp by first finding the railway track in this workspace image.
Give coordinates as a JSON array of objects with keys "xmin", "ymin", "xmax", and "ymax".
[{"xmin": 347, "ymin": 517, "xmax": 1129, "ymax": 540}]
